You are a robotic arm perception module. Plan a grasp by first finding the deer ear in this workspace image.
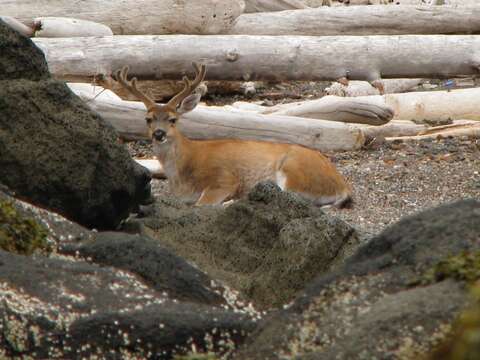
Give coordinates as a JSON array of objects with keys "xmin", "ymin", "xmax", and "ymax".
[{"xmin": 177, "ymin": 93, "xmax": 201, "ymax": 114}]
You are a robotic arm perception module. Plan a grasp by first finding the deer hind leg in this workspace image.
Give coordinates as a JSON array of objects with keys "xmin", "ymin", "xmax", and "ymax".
[{"xmin": 195, "ymin": 185, "xmax": 238, "ymax": 206}]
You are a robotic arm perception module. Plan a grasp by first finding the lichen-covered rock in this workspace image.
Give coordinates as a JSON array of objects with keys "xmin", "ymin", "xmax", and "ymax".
[
  {"xmin": 0, "ymin": 190, "xmax": 257, "ymax": 359},
  {"xmin": 0, "ymin": 249, "xmax": 256, "ymax": 359},
  {"xmin": 135, "ymin": 182, "xmax": 360, "ymax": 309},
  {"xmin": 0, "ymin": 19, "xmax": 151, "ymax": 229},
  {"xmin": 234, "ymin": 199, "xmax": 480, "ymax": 359},
  {"xmin": 60, "ymin": 232, "xmax": 227, "ymax": 306}
]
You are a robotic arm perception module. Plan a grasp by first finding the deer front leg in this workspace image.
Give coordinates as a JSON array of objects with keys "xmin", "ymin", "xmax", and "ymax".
[{"xmin": 195, "ymin": 186, "xmax": 237, "ymax": 206}]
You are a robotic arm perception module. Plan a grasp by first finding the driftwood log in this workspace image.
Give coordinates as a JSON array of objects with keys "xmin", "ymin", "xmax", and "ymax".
[
  {"xmin": 34, "ymin": 35, "xmax": 480, "ymax": 82},
  {"xmin": 252, "ymin": 88, "xmax": 480, "ymax": 122},
  {"xmin": 0, "ymin": 16, "xmax": 35, "ymax": 37},
  {"xmin": 244, "ymin": 0, "xmax": 309, "ymax": 12},
  {"xmin": 34, "ymin": 17, "xmax": 113, "ymax": 37},
  {"xmin": 134, "ymin": 159, "xmax": 166, "ymax": 179},
  {"xmin": 0, "ymin": 0, "xmax": 245, "ymax": 35},
  {"xmin": 386, "ymin": 123, "xmax": 480, "ymax": 141},
  {"xmin": 68, "ymin": 84, "xmax": 365, "ymax": 151},
  {"xmin": 230, "ymin": 6, "xmax": 480, "ymax": 36}
]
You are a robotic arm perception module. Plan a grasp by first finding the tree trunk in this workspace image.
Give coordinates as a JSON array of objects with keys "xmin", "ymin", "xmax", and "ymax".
[
  {"xmin": 0, "ymin": 0, "xmax": 245, "ymax": 35},
  {"xmin": 34, "ymin": 17, "xmax": 113, "ymax": 37},
  {"xmin": 34, "ymin": 35, "xmax": 480, "ymax": 82},
  {"xmin": 259, "ymin": 88, "xmax": 480, "ymax": 122},
  {"xmin": 230, "ymin": 5, "xmax": 480, "ymax": 36},
  {"xmin": 68, "ymin": 84, "xmax": 365, "ymax": 152}
]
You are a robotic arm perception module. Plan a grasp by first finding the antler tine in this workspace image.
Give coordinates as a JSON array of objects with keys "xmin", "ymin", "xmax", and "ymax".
[
  {"xmin": 167, "ymin": 63, "xmax": 206, "ymax": 109},
  {"xmin": 115, "ymin": 66, "xmax": 157, "ymax": 111}
]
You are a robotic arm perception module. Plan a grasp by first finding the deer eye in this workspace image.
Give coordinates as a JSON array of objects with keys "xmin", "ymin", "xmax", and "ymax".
[
  {"xmin": 145, "ymin": 117, "xmax": 153, "ymax": 124},
  {"xmin": 168, "ymin": 117, "xmax": 177, "ymax": 124}
]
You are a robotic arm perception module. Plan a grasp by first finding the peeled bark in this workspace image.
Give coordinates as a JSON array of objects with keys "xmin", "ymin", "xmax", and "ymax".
[
  {"xmin": 34, "ymin": 17, "xmax": 113, "ymax": 37},
  {"xmin": 34, "ymin": 35, "xmax": 480, "ymax": 82},
  {"xmin": 231, "ymin": 6, "xmax": 480, "ymax": 36},
  {"xmin": 68, "ymin": 84, "xmax": 365, "ymax": 151},
  {"xmin": 0, "ymin": 0, "xmax": 245, "ymax": 35}
]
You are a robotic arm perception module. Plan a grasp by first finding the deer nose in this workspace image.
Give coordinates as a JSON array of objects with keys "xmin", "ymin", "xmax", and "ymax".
[{"xmin": 152, "ymin": 129, "xmax": 166, "ymax": 142}]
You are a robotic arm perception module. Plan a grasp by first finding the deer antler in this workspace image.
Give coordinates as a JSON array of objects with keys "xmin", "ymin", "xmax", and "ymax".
[
  {"xmin": 167, "ymin": 62, "xmax": 206, "ymax": 110},
  {"xmin": 114, "ymin": 66, "xmax": 157, "ymax": 111}
]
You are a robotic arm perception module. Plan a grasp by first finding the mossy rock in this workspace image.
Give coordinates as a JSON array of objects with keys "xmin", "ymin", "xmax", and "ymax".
[
  {"xmin": 428, "ymin": 285, "xmax": 480, "ymax": 360},
  {"xmin": 0, "ymin": 20, "xmax": 48, "ymax": 81},
  {"xmin": 416, "ymin": 251, "xmax": 480, "ymax": 286},
  {"xmin": 0, "ymin": 200, "xmax": 49, "ymax": 255}
]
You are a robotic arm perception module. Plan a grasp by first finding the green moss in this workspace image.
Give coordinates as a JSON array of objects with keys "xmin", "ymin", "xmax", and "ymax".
[
  {"xmin": 0, "ymin": 200, "xmax": 50, "ymax": 255},
  {"xmin": 413, "ymin": 252, "xmax": 480, "ymax": 286},
  {"xmin": 427, "ymin": 285, "xmax": 480, "ymax": 360}
]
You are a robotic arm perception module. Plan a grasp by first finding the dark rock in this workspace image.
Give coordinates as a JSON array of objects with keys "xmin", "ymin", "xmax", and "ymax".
[
  {"xmin": 135, "ymin": 182, "xmax": 360, "ymax": 309},
  {"xmin": 0, "ymin": 45, "xmax": 151, "ymax": 229},
  {"xmin": 60, "ymin": 232, "xmax": 226, "ymax": 306},
  {"xmin": 0, "ymin": 249, "xmax": 256, "ymax": 359},
  {"xmin": 0, "ymin": 190, "xmax": 257, "ymax": 359},
  {"xmin": 235, "ymin": 199, "xmax": 480, "ymax": 359},
  {"xmin": 0, "ymin": 20, "xmax": 48, "ymax": 81}
]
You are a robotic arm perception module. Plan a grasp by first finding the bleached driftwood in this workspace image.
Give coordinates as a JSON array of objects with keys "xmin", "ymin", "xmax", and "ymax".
[
  {"xmin": 385, "ymin": 88, "xmax": 480, "ymax": 122},
  {"xmin": 34, "ymin": 35, "xmax": 480, "ymax": 82},
  {"xmin": 68, "ymin": 84, "xmax": 365, "ymax": 151},
  {"xmin": 34, "ymin": 17, "xmax": 113, "ymax": 37},
  {"xmin": 352, "ymin": 119, "xmax": 477, "ymax": 140},
  {"xmin": 0, "ymin": 16, "xmax": 35, "ymax": 37},
  {"xmin": 0, "ymin": 0, "xmax": 245, "ymax": 35},
  {"xmin": 255, "ymin": 88, "xmax": 480, "ymax": 122},
  {"xmin": 325, "ymin": 79, "xmax": 423, "ymax": 97},
  {"xmin": 386, "ymin": 123, "xmax": 480, "ymax": 141},
  {"xmin": 244, "ymin": 0, "xmax": 309, "ymax": 12},
  {"xmin": 134, "ymin": 159, "xmax": 166, "ymax": 179},
  {"xmin": 230, "ymin": 6, "xmax": 480, "ymax": 36},
  {"xmin": 260, "ymin": 96, "xmax": 394, "ymax": 125}
]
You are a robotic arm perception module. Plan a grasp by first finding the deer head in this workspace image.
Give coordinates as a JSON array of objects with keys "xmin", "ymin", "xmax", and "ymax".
[{"xmin": 114, "ymin": 63, "xmax": 206, "ymax": 143}]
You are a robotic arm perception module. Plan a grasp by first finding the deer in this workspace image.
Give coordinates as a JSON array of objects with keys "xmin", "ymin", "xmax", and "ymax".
[{"xmin": 112, "ymin": 63, "xmax": 353, "ymax": 207}]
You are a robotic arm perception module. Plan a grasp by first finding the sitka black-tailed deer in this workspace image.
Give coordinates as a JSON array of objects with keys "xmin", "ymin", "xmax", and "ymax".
[{"xmin": 114, "ymin": 64, "xmax": 352, "ymax": 207}]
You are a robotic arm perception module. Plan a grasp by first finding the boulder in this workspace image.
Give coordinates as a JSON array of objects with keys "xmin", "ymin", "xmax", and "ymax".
[
  {"xmin": 234, "ymin": 199, "xmax": 480, "ymax": 359},
  {"xmin": 135, "ymin": 182, "xmax": 360, "ymax": 309},
  {"xmin": 60, "ymin": 232, "xmax": 227, "ymax": 306},
  {"xmin": 0, "ymin": 190, "xmax": 258, "ymax": 358},
  {"xmin": 0, "ymin": 20, "xmax": 150, "ymax": 229},
  {"xmin": 0, "ymin": 20, "xmax": 47, "ymax": 80}
]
